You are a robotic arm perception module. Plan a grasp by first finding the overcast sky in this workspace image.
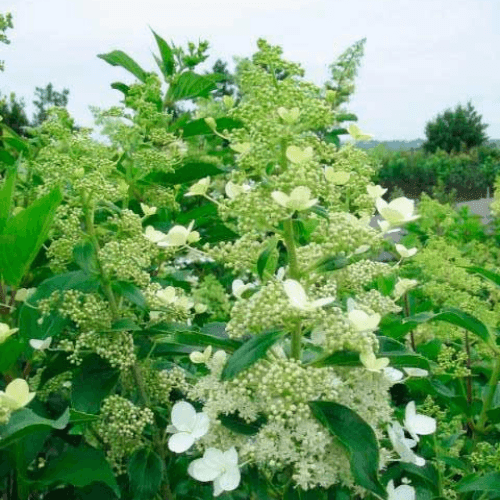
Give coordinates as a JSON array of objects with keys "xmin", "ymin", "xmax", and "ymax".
[{"xmin": 2, "ymin": 0, "xmax": 499, "ymax": 141}]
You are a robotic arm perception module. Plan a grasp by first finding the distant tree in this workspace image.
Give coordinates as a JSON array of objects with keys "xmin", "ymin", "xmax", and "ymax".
[
  {"xmin": 210, "ymin": 59, "xmax": 238, "ymax": 100},
  {"xmin": 0, "ymin": 12, "xmax": 13, "ymax": 72},
  {"xmin": 423, "ymin": 101, "xmax": 489, "ymax": 154},
  {"xmin": 0, "ymin": 92, "xmax": 30, "ymax": 135},
  {"xmin": 32, "ymin": 83, "xmax": 70, "ymax": 126}
]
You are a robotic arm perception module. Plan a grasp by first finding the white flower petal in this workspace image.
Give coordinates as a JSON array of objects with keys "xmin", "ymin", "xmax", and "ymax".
[
  {"xmin": 168, "ymin": 432, "xmax": 195, "ymax": 453},
  {"xmin": 191, "ymin": 412, "xmax": 210, "ymax": 438},
  {"xmin": 271, "ymin": 191, "xmax": 290, "ymax": 208},
  {"xmin": 188, "ymin": 457, "xmax": 221, "ymax": 482},
  {"xmin": 403, "ymin": 367, "xmax": 428, "ymax": 378},
  {"xmin": 283, "ymin": 279, "xmax": 308, "ymax": 309},
  {"xmin": 223, "ymin": 446, "xmax": 239, "ymax": 466},
  {"xmin": 218, "ymin": 466, "xmax": 241, "ymax": 492},
  {"xmin": 171, "ymin": 401, "xmax": 197, "ymax": 432}
]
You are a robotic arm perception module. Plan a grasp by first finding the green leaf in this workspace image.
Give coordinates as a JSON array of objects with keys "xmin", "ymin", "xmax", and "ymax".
[
  {"xmin": 257, "ymin": 237, "xmax": 278, "ymax": 280},
  {"xmin": 181, "ymin": 117, "xmax": 243, "ymax": 137},
  {"xmin": 308, "ymin": 401, "xmax": 387, "ymax": 499},
  {"xmin": 0, "ymin": 186, "xmax": 62, "ymax": 286},
  {"xmin": 312, "ymin": 350, "xmax": 360, "ymax": 368},
  {"xmin": 97, "ymin": 50, "xmax": 148, "ymax": 83},
  {"xmin": 0, "ymin": 408, "xmax": 69, "ymax": 450},
  {"xmin": 0, "ymin": 170, "xmax": 16, "ymax": 233},
  {"xmin": 403, "ymin": 307, "xmax": 493, "ymax": 345},
  {"xmin": 221, "ymin": 330, "xmax": 285, "ymax": 381},
  {"xmin": 378, "ymin": 336, "xmax": 430, "ymax": 370},
  {"xmin": 128, "ymin": 447, "xmax": 164, "ymax": 500},
  {"xmin": 69, "ymin": 409, "xmax": 100, "ymax": 424},
  {"xmin": 219, "ymin": 413, "xmax": 267, "ymax": 435},
  {"xmin": 111, "ymin": 281, "xmax": 147, "ymax": 310},
  {"xmin": 456, "ymin": 472, "xmax": 500, "ymax": 494},
  {"xmin": 167, "ymin": 71, "xmax": 224, "ymax": 102},
  {"xmin": 142, "ymin": 162, "xmax": 224, "ymax": 186},
  {"xmin": 150, "ymin": 29, "xmax": 175, "ymax": 77},
  {"xmin": 110, "ymin": 82, "xmax": 130, "ymax": 95},
  {"xmin": 73, "ymin": 241, "xmax": 98, "ymax": 275},
  {"xmin": 34, "ymin": 444, "xmax": 119, "ymax": 497},
  {"xmin": 0, "ymin": 149, "xmax": 15, "ymax": 165},
  {"xmin": 459, "ymin": 265, "xmax": 500, "ymax": 289},
  {"xmin": 315, "ymin": 254, "xmax": 349, "ymax": 272},
  {"xmin": 71, "ymin": 355, "xmax": 120, "ymax": 414},
  {"xmin": 107, "ymin": 318, "xmax": 142, "ymax": 331},
  {"xmin": 149, "ymin": 328, "xmax": 242, "ymax": 352}
]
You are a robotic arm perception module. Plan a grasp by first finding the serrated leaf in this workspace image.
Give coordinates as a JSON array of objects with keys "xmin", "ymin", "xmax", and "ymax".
[
  {"xmin": 98, "ymin": 50, "xmax": 148, "ymax": 83},
  {"xmin": 457, "ymin": 472, "xmax": 500, "ymax": 494},
  {"xmin": 0, "ymin": 186, "xmax": 62, "ymax": 286},
  {"xmin": 403, "ymin": 307, "xmax": 493, "ymax": 345},
  {"xmin": 73, "ymin": 241, "xmax": 98, "ymax": 275},
  {"xmin": 71, "ymin": 355, "xmax": 119, "ymax": 414},
  {"xmin": 459, "ymin": 265, "xmax": 500, "ymax": 289},
  {"xmin": 308, "ymin": 401, "xmax": 387, "ymax": 499},
  {"xmin": 141, "ymin": 162, "xmax": 223, "ymax": 186},
  {"xmin": 34, "ymin": 444, "xmax": 119, "ymax": 497},
  {"xmin": 219, "ymin": 413, "xmax": 267, "ymax": 435},
  {"xmin": 0, "ymin": 408, "xmax": 69, "ymax": 450},
  {"xmin": 128, "ymin": 447, "xmax": 164, "ymax": 500},
  {"xmin": 166, "ymin": 71, "xmax": 224, "ymax": 102},
  {"xmin": 111, "ymin": 281, "xmax": 147, "ymax": 310},
  {"xmin": 221, "ymin": 330, "xmax": 285, "ymax": 381},
  {"xmin": 181, "ymin": 117, "xmax": 243, "ymax": 137},
  {"xmin": 150, "ymin": 29, "xmax": 175, "ymax": 77},
  {"xmin": 257, "ymin": 237, "xmax": 278, "ymax": 280},
  {"xmin": 0, "ymin": 170, "xmax": 16, "ymax": 233},
  {"xmin": 110, "ymin": 82, "xmax": 130, "ymax": 95}
]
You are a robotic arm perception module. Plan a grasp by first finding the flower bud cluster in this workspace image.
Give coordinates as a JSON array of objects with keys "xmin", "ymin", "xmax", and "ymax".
[
  {"xmin": 69, "ymin": 331, "xmax": 136, "ymax": 370},
  {"xmin": 335, "ymin": 259, "xmax": 394, "ymax": 292},
  {"xmin": 94, "ymin": 395, "xmax": 154, "ymax": 474},
  {"xmin": 434, "ymin": 345, "xmax": 471, "ymax": 378}
]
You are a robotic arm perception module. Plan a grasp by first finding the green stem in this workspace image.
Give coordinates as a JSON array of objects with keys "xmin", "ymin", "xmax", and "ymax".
[
  {"xmin": 403, "ymin": 292, "xmax": 415, "ymax": 350},
  {"xmin": 432, "ymin": 435, "xmax": 444, "ymax": 498},
  {"xmin": 82, "ymin": 196, "xmax": 119, "ymax": 318},
  {"xmin": 283, "ymin": 219, "xmax": 300, "ymax": 280},
  {"xmin": 283, "ymin": 218, "xmax": 303, "ymax": 360},
  {"xmin": 475, "ymin": 354, "xmax": 500, "ymax": 435},
  {"xmin": 132, "ymin": 363, "xmax": 174, "ymax": 499}
]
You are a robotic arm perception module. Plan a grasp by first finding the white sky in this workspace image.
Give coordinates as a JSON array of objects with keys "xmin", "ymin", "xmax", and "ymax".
[{"xmin": 1, "ymin": 0, "xmax": 499, "ymax": 141}]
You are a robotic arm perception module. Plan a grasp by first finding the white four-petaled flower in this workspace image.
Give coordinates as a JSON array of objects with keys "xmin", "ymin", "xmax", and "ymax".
[
  {"xmin": 346, "ymin": 299, "xmax": 381, "ymax": 333},
  {"xmin": 395, "ymin": 244, "xmax": 418, "ymax": 259},
  {"xmin": 375, "ymin": 197, "xmax": 420, "ymax": 229},
  {"xmin": 29, "ymin": 337, "xmax": 52, "ymax": 351},
  {"xmin": 404, "ymin": 401, "xmax": 437, "ymax": 442},
  {"xmin": 283, "ymin": 280, "xmax": 335, "ymax": 311},
  {"xmin": 188, "ymin": 447, "xmax": 241, "ymax": 497},
  {"xmin": 0, "ymin": 379, "xmax": 36, "ymax": 411},
  {"xmin": 271, "ymin": 186, "xmax": 318, "ymax": 212},
  {"xmin": 185, "ymin": 177, "xmax": 211, "ymax": 197},
  {"xmin": 387, "ymin": 479, "xmax": 416, "ymax": 500},
  {"xmin": 167, "ymin": 401, "xmax": 209, "ymax": 453},
  {"xmin": 359, "ymin": 350, "xmax": 390, "ymax": 372},
  {"xmin": 0, "ymin": 323, "xmax": 18, "ymax": 344},
  {"xmin": 388, "ymin": 421, "xmax": 425, "ymax": 466}
]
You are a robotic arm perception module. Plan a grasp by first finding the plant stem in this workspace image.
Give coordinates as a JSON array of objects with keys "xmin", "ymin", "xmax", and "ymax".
[
  {"xmin": 432, "ymin": 435, "xmax": 444, "ymax": 498},
  {"xmin": 475, "ymin": 354, "xmax": 500, "ymax": 435},
  {"xmin": 403, "ymin": 292, "xmax": 415, "ymax": 350},
  {"xmin": 283, "ymin": 219, "xmax": 300, "ymax": 280}
]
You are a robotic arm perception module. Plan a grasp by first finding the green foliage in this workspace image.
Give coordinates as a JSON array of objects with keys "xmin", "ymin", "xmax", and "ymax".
[
  {"xmin": 0, "ymin": 11, "xmax": 13, "ymax": 71},
  {"xmin": 32, "ymin": 83, "xmax": 70, "ymax": 127},
  {"xmin": 423, "ymin": 101, "xmax": 489, "ymax": 154}
]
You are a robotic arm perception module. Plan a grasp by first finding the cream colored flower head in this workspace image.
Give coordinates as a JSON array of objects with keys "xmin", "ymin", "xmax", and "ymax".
[
  {"xmin": 190, "ymin": 346, "xmax": 213, "ymax": 364},
  {"xmin": 366, "ymin": 184, "xmax": 388, "ymax": 199},
  {"xmin": 0, "ymin": 323, "xmax": 18, "ymax": 344},
  {"xmin": 376, "ymin": 197, "xmax": 420, "ymax": 228},
  {"xmin": 359, "ymin": 350, "xmax": 390, "ymax": 373},
  {"xmin": 283, "ymin": 280, "xmax": 335, "ymax": 311},
  {"xmin": 157, "ymin": 221, "xmax": 200, "ymax": 247},
  {"xmin": 14, "ymin": 288, "xmax": 36, "ymax": 302},
  {"xmin": 140, "ymin": 203, "xmax": 157, "ymax": 217},
  {"xmin": 346, "ymin": 299, "xmax": 381, "ymax": 332},
  {"xmin": 277, "ymin": 107, "xmax": 300, "ymax": 124},
  {"xmin": 271, "ymin": 186, "xmax": 318, "ymax": 212},
  {"xmin": 285, "ymin": 145, "xmax": 314, "ymax": 164},
  {"xmin": 185, "ymin": 177, "xmax": 210, "ymax": 197},
  {"xmin": 0, "ymin": 379, "xmax": 36, "ymax": 411},
  {"xmin": 324, "ymin": 167, "xmax": 350, "ymax": 185},
  {"xmin": 225, "ymin": 181, "xmax": 251, "ymax": 200},
  {"xmin": 395, "ymin": 244, "xmax": 418, "ymax": 259},
  {"xmin": 155, "ymin": 287, "xmax": 177, "ymax": 306},
  {"xmin": 392, "ymin": 278, "xmax": 419, "ymax": 300}
]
